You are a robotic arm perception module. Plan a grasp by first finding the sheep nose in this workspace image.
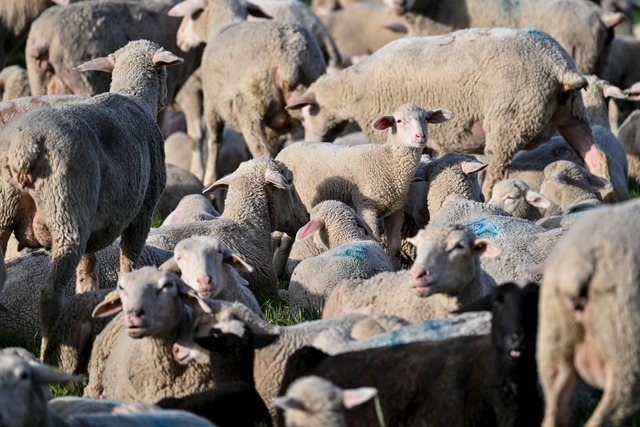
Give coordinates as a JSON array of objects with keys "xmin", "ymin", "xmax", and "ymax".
[
  {"xmin": 409, "ymin": 269, "xmax": 425, "ymax": 285},
  {"xmin": 415, "ymin": 132, "xmax": 425, "ymax": 142},
  {"xmin": 508, "ymin": 333, "xmax": 523, "ymax": 347},
  {"xmin": 127, "ymin": 307, "xmax": 145, "ymax": 317}
]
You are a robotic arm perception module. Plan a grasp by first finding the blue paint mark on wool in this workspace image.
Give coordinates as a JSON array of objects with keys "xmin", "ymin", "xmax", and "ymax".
[
  {"xmin": 466, "ymin": 218, "xmax": 503, "ymax": 239},
  {"xmin": 330, "ymin": 244, "xmax": 368, "ymax": 262},
  {"xmin": 526, "ymin": 29, "xmax": 548, "ymax": 38},
  {"xmin": 501, "ymin": 0, "xmax": 520, "ymax": 10}
]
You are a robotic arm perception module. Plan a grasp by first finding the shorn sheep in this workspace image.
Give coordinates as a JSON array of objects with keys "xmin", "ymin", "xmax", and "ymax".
[
  {"xmin": 286, "ymin": 27, "xmax": 612, "ymax": 196},
  {"xmin": 277, "ymin": 103, "xmax": 453, "ymax": 268},
  {"xmin": 538, "ymin": 199, "xmax": 640, "ymax": 426},
  {"xmin": 0, "ymin": 40, "xmax": 182, "ymax": 348}
]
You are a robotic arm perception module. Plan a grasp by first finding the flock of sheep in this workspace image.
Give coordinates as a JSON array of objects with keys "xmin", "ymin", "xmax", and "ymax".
[{"xmin": 0, "ymin": 0, "xmax": 640, "ymax": 426}]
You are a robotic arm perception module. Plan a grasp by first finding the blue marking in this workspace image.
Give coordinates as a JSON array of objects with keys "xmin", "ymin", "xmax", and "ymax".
[
  {"xmin": 466, "ymin": 218, "xmax": 504, "ymax": 239},
  {"xmin": 526, "ymin": 29, "xmax": 547, "ymax": 38},
  {"xmin": 330, "ymin": 244, "xmax": 368, "ymax": 262},
  {"xmin": 502, "ymin": 0, "xmax": 520, "ymax": 10}
]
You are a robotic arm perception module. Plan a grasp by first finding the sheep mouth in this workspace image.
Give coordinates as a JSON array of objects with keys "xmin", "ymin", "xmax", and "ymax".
[
  {"xmin": 126, "ymin": 325, "xmax": 149, "ymax": 338},
  {"xmin": 409, "ymin": 283, "xmax": 437, "ymax": 297}
]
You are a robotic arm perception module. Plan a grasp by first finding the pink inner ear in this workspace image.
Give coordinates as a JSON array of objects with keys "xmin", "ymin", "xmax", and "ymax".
[
  {"xmin": 476, "ymin": 238, "xmax": 502, "ymax": 258},
  {"xmin": 372, "ymin": 116, "xmax": 395, "ymax": 130},
  {"xmin": 168, "ymin": 0, "xmax": 206, "ymax": 17},
  {"xmin": 295, "ymin": 218, "xmax": 326, "ymax": 242}
]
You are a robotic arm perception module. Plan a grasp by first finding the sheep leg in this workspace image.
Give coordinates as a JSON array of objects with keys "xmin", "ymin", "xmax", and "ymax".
[
  {"xmin": 238, "ymin": 114, "xmax": 279, "ymax": 159},
  {"xmin": 76, "ymin": 252, "xmax": 99, "ymax": 293},
  {"xmin": 118, "ymin": 215, "xmax": 150, "ymax": 274},
  {"xmin": 383, "ymin": 210, "xmax": 404, "ymax": 270},
  {"xmin": 202, "ymin": 112, "xmax": 224, "ymax": 187},
  {"xmin": 558, "ymin": 122, "xmax": 611, "ymax": 181},
  {"xmin": 585, "ymin": 363, "xmax": 640, "ymax": 427}
]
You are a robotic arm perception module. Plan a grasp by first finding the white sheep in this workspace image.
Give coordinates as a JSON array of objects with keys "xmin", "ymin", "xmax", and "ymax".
[
  {"xmin": 616, "ymin": 109, "xmax": 640, "ymax": 181},
  {"xmin": 0, "ymin": 40, "xmax": 183, "ymax": 349},
  {"xmin": 277, "ymin": 103, "xmax": 453, "ymax": 269},
  {"xmin": 537, "ymin": 199, "xmax": 640, "ymax": 427},
  {"xmin": 285, "ymin": 28, "xmax": 612, "ymax": 196},
  {"xmin": 169, "ymin": 0, "xmax": 327, "ymax": 185},
  {"xmin": 83, "ymin": 267, "xmax": 216, "ymax": 402},
  {"xmin": 146, "ymin": 157, "xmax": 309, "ymax": 303},
  {"xmin": 161, "ymin": 194, "xmax": 220, "ymax": 226},
  {"xmin": 488, "ymin": 179, "xmax": 552, "ymax": 221},
  {"xmin": 0, "ymin": 352, "xmax": 218, "ymax": 426},
  {"xmin": 160, "ymin": 236, "xmax": 262, "ymax": 315},
  {"xmin": 275, "ymin": 376, "xmax": 378, "ymax": 427},
  {"xmin": 323, "ymin": 223, "xmax": 500, "ymax": 321},
  {"xmin": 0, "ymin": 65, "xmax": 31, "ymax": 101}
]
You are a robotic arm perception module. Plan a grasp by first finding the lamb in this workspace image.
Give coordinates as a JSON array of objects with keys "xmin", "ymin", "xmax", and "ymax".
[
  {"xmin": 160, "ymin": 236, "xmax": 262, "ymax": 315},
  {"xmin": 154, "ymin": 163, "xmax": 204, "ymax": 219},
  {"xmin": 275, "ymin": 376, "xmax": 378, "ymax": 427},
  {"xmin": 0, "ymin": 40, "xmax": 182, "ymax": 348},
  {"xmin": 488, "ymin": 179, "xmax": 552, "ymax": 221},
  {"xmin": 285, "ymin": 28, "xmax": 612, "ymax": 196},
  {"xmin": 383, "ymin": 0, "xmax": 620, "ymax": 75},
  {"xmin": 169, "ymin": 0, "xmax": 327, "ymax": 186},
  {"xmin": 617, "ymin": 109, "xmax": 640, "ymax": 181},
  {"xmin": 170, "ymin": 300, "xmax": 408, "ymax": 414},
  {"xmin": 431, "ymin": 197, "xmax": 564, "ymax": 284},
  {"xmin": 83, "ymin": 267, "xmax": 216, "ymax": 401},
  {"xmin": 0, "ymin": 352, "xmax": 218, "ymax": 426},
  {"xmin": 161, "ymin": 194, "xmax": 220, "ymax": 226},
  {"xmin": 0, "ymin": 65, "xmax": 31, "ymax": 101},
  {"xmin": 157, "ymin": 319, "xmax": 275, "ymax": 427},
  {"xmin": 537, "ymin": 199, "xmax": 640, "ymax": 427},
  {"xmin": 146, "ymin": 157, "xmax": 309, "ymax": 302},
  {"xmin": 277, "ymin": 103, "xmax": 453, "ymax": 269},
  {"xmin": 285, "ymin": 200, "xmax": 379, "ymax": 276},
  {"xmin": 279, "ymin": 282, "xmax": 543, "ymax": 427},
  {"xmin": 322, "ymin": 223, "xmax": 500, "ymax": 322},
  {"xmin": 25, "ymin": 0, "xmax": 201, "ymax": 104}
]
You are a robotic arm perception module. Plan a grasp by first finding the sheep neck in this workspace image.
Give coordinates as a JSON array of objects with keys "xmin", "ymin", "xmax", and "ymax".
[
  {"xmin": 381, "ymin": 142, "xmax": 424, "ymax": 194},
  {"xmin": 208, "ymin": 337, "xmax": 256, "ymax": 385},
  {"xmin": 109, "ymin": 71, "xmax": 161, "ymax": 117},
  {"xmin": 220, "ymin": 173, "xmax": 273, "ymax": 236},
  {"xmin": 450, "ymin": 258, "xmax": 484, "ymax": 306},
  {"xmin": 206, "ymin": 0, "xmax": 247, "ymax": 38}
]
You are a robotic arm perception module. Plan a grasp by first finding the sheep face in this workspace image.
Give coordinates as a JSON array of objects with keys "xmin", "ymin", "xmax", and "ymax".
[
  {"xmin": 265, "ymin": 166, "xmax": 310, "ymax": 236},
  {"xmin": 408, "ymin": 224, "xmax": 500, "ymax": 297},
  {"xmin": 169, "ymin": 0, "xmax": 211, "ymax": 52},
  {"xmin": 372, "ymin": 103, "xmax": 453, "ymax": 148}
]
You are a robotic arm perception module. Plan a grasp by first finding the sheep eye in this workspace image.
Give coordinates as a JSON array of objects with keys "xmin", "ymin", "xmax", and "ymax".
[
  {"xmin": 19, "ymin": 371, "xmax": 29, "ymax": 380},
  {"xmin": 396, "ymin": 119, "xmax": 403, "ymax": 123}
]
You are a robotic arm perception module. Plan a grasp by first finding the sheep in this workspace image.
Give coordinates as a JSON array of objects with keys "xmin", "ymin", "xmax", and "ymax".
[
  {"xmin": 154, "ymin": 163, "xmax": 204, "ymax": 220},
  {"xmin": 383, "ymin": 0, "xmax": 620, "ymax": 75},
  {"xmin": 285, "ymin": 200, "xmax": 377, "ymax": 274},
  {"xmin": 318, "ymin": 2, "xmax": 405, "ymax": 57},
  {"xmin": 537, "ymin": 199, "xmax": 640, "ymax": 427},
  {"xmin": 146, "ymin": 157, "xmax": 309, "ymax": 303},
  {"xmin": 322, "ymin": 223, "xmax": 500, "ymax": 322},
  {"xmin": 159, "ymin": 236, "xmax": 262, "ymax": 315},
  {"xmin": 169, "ymin": 0, "xmax": 327, "ymax": 186},
  {"xmin": 285, "ymin": 28, "xmax": 612, "ymax": 197},
  {"xmin": 161, "ymin": 194, "xmax": 220, "ymax": 226},
  {"xmin": 431, "ymin": 198, "xmax": 564, "ymax": 284},
  {"xmin": 617, "ymin": 109, "xmax": 640, "ymax": 181},
  {"xmin": 0, "ymin": 352, "xmax": 219, "ymax": 426},
  {"xmin": 579, "ymin": 75, "xmax": 627, "ymax": 129},
  {"xmin": 277, "ymin": 103, "xmax": 453, "ymax": 269},
  {"xmin": 279, "ymin": 282, "xmax": 543, "ymax": 427},
  {"xmin": 25, "ymin": 0, "xmax": 201, "ymax": 104},
  {"xmin": 0, "ymin": 65, "xmax": 31, "ymax": 101},
  {"xmin": 0, "ymin": 40, "xmax": 183, "ymax": 349},
  {"xmin": 170, "ymin": 300, "xmax": 408, "ymax": 414},
  {"xmin": 313, "ymin": 311, "xmax": 492, "ymax": 355},
  {"xmin": 275, "ymin": 376, "xmax": 378, "ymax": 427},
  {"xmin": 157, "ymin": 319, "xmax": 275, "ymax": 427},
  {"xmin": 488, "ymin": 179, "xmax": 552, "ymax": 221},
  {"xmin": 83, "ymin": 267, "xmax": 216, "ymax": 401}
]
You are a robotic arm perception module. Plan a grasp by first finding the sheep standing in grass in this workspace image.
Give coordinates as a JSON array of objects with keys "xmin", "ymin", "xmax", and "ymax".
[
  {"xmin": 275, "ymin": 376, "xmax": 378, "ymax": 427},
  {"xmin": 323, "ymin": 223, "xmax": 500, "ymax": 321},
  {"xmin": 277, "ymin": 103, "xmax": 453, "ymax": 269},
  {"xmin": 286, "ymin": 28, "xmax": 611, "ymax": 196},
  {"xmin": 538, "ymin": 199, "xmax": 640, "ymax": 427},
  {"xmin": 160, "ymin": 236, "xmax": 262, "ymax": 315},
  {"xmin": 169, "ymin": 0, "xmax": 327, "ymax": 186},
  {"xmin": 0, "ymin": 40, "xmax": 182, "ymax": 348},
  {"xmin": 84, "ymin": 267, "xmax": 215, "ymax": 401}
]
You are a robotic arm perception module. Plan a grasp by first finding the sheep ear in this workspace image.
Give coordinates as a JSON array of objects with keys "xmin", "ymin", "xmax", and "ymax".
[
  {"xmin": 74, "ymin": 56, "xmax": 115, "ymax": 73},
  {"xmin": 265, "ymin": 170, "xmax": 290, "ymax": 189},
  {"xmin": 153, "ymin": 50, "xmax": 184, "ymax": 67},
  {"xmin": 461, "ymin": 161, "xmax": 487, "ymax": 175},
  {"xmin": 159, "ymin": 257, "xmax": 181, "ymax": 274},
  {"xmin": 286, "ymin": 91, "xmax": 316, "ymax": 110},
  {"xmin": 202, "ymin": 173, "xmax": 235, "ymax": 194},
  {"xmin": 168, "ymin": 0, "xmax": 206, "ymax": 17},
  {"xmin": 384, "ymin": 23, "xmax": 409, "ymax": 33},
  {"xmin": 343, "ymin": 387, "xmax": 378, "ymax": 409},
  {"xmin": 176, "ymin": 280, "xmax": 213, "ymax": 314},
  {"xmin": 585, "ymin": 172, "xmax": 611, "ymax": 190},
  {"xmin": 274, "ymin": 396, "xmax": 306, "ymax": 411},
  {"xmin": 296, "ymin": 218, "xmax": 326, "ymax": 242},
  {"xmin": 474, "ymin": 238, "xmax": 502, "ymax": 258},
  {"xmin": 246, "ymin": 2, "xmax": 273, "ymax": 19},
  {"xmin": 372, "ymin": 115, "xmax": 395, "ymax": 130},
  {"xmin": 252, "ymin": 333, "xmax": 279, "ymax": 349},
  {"xmin": 602, "ymin": 84, "xmax": 627, "ymax": 100},
  {"xmin": 222, "ymin": 248, "xmax": 254, "ymax": 273},
  {"xmin": 426, "ymin": 108, "xmax": 454, "ymax": 124},
  {"xmin": 548, "ymin": 172, "xmax": 567, "ymax": 185},
  {"xmin": 91, "ymin": 290, "xmax": 123, "ymax": 318},
  {"xmin": 601, "ymin": 11, "xmax": 625, "ymax": 29},
  {"xmin": 411, "ymin": 166, "xmax": 428, "ymax": 182},
  {"xmin": 525, "ymin": 190, "xmax": 552, "ymax": 209},
  {"xmin": 354, "ymin": 215, "xmax": 377, "ymax": 240},
  {"xmin": 30, "ymin": 363, "xmax": 80, "ymax": 385}
]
